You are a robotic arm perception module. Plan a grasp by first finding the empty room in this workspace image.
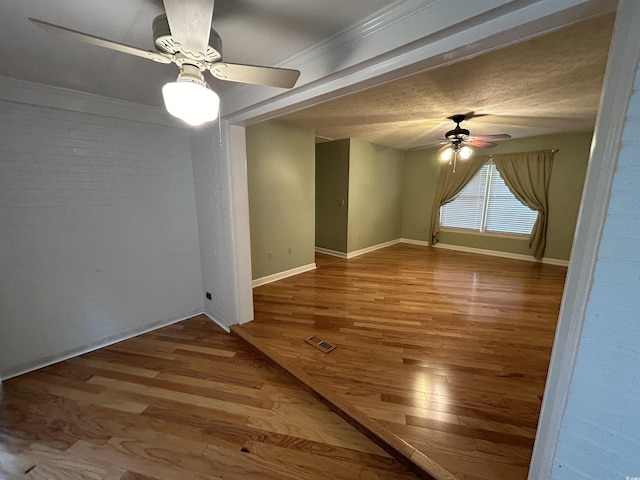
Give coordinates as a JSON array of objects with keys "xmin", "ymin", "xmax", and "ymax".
[{"xmin": 2, "ymin": 1, "xmax": 640, "ymax": 479}]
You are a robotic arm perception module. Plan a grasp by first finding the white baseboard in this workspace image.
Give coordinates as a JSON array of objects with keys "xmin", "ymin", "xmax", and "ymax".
[
  {"xmin": 318, "ymin": 239, "xmax": 566, "ymax": 268},
  {"xmin": 201, "ymin": 311, "xmax": 231, "ymax": 333},
  {"xmin": 252, "ymin": 263, "xmax": 317, "ymax": 288},
  {"xmin": 400, "ymin": 238, "xmax": 430, "ymax": 247},
  {"xmin": 538, "ymin": 257, "xmax": 569, "ymax": 266},
  {"xmin": 434, "ymin": 243, "xmax": 569, "ymax": 266},
  {"xmin": 345, "ymin": 239, "xmax": 401, "ymax": 259},
  {"xmin": 317, "ymin": 239, "xmax": 429, "ymax": 257},
  {"xmin": 0, "ymin": 309, "xmax": 202, "ymax": 381},
  {"xmin": 315, "ymin": 247, "xmax": 348, "ymax": 258}
]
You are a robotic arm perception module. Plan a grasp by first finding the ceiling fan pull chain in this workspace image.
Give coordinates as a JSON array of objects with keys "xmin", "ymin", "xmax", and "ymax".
[{"xmin": 218, "ymin": 107, "xmax": 222, "ymax": 146}]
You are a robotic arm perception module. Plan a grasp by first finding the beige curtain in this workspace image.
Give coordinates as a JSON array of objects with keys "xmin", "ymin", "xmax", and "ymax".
[
  {"xmin": 429, "ymin": 155, "xmax": 488, "ymax": 246},
  {"xmin": 492, "ymin": 150, "xmax": 554, "ymax": 260}
]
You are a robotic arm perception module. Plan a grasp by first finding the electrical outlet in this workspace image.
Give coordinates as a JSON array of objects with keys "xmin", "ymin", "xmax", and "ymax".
[
  {"xmin": 206, "ymin": 292, "xmax": 212, "ymax": 300},
  {"xmin": 267, "ymin": 251, "xmax": 272, "ymax": 260},
  {"xmin": 288, "ymin": 248, "xmax": 292, "ymax": 255}
]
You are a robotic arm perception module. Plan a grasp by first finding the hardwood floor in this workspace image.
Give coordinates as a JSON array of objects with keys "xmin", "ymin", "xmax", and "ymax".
[
  {"xmin": 232, "ymin": 244, "xmax": 567, "ymax": 480},
  {"xmin": 0, "ymin": 315, "xmax": 417, "ymax": 479}
]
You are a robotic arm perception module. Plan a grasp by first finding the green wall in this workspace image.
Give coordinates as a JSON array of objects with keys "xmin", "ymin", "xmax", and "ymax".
[
  {"xmin": 401, "ymin": 148, "xmax": 441, "ymax": 242},
  {"xmin": 348, "ymin": 139, "xmax": 405, "ymax": 252},
  {"xmin": 315, "ymin": 140, "xmax": 350, "ymax": 252},
  {"xmin": 246, "ymin": 120, "xmax": 316, "ymax": 280},
  {"xmin": 401, "ymin": 132, "xmax": 592, "ymax": 260},
  {"xmin": 248, "ymin": 127, "xmax": 589, "ymax": 280}
]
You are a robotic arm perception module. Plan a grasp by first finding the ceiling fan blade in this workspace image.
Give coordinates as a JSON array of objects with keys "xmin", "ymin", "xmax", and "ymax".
[
  {"xmin": 209, "ymin": 63, "xmax": 300, "ymax": 88},
  {"xmin": 408, "ymin": 142, "xmax": 451, "ymax": 152},
  {"xmin": 467, "ymin": 139, "xmax": 497, "ymax": 148},
  {"xmin": 448, "ymin": 111, "xmax": 488, "ymax": 122},
  {"xmin": 466, "ymin": 112, "xmax": 489, "ymax": 120},
  {"xmin": 29, "ymin": 18, "xmax": 171, "ymax": 64},
  {"xmin": 473, "ymin": 133, "xmax": 512, "ymax": 141},
  {"xmin": 163, "ymin": 0, "xmax": 214, "ymax": 60}
]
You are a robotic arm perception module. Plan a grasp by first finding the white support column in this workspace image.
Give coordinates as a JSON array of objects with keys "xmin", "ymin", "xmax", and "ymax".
[
  {"xmin": 228, "ymin": 124, "xmax": 254, "ymax": 324},
  {"xmin": 529, "ymin": 1, "xmax": 640, "ymax": 477}
]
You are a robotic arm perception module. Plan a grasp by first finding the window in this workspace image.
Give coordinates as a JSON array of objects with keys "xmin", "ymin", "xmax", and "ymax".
[{"xmin": 440, "ymin": 163, "xmax": 538, "ymax": 235}]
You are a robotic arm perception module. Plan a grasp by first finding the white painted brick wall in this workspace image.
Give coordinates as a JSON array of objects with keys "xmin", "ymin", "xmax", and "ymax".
[
  {"xmin": 190, "ymin": 126, "xmax": 239, "ymax": 328},
  {"xmin": 0, "ymin": 99, "xmax": 203, "ymax": 378},
  {"xmin": 553, "ymin": 60, "xmax": 640, "ymax": 478}
]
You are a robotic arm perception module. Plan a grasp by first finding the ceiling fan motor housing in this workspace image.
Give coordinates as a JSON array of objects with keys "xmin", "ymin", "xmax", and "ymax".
[
  {"xmin": 445, "ymin": 127, "xmax": 470, "ymax": 139},
  {"xmin": 445, "ymin": 113, "xmax": 471, "ymax": 139},
  {"xmin": 152, "ymin": 14, "xmax": 222, "ymax": 64},
  {"xmin": 176, "ymin": 64, "xmax": 208, "ymax": 86}
]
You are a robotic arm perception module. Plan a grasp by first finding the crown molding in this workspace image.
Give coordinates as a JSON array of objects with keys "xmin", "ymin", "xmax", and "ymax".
[{"xmin": 0, "ymin": 75, "xmax": 185, "ymax": 128}]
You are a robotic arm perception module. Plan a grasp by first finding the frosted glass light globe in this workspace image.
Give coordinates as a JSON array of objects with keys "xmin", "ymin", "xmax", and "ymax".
[
  {"xmin": 162, "ymin": 81, "xmax": 220, "ymax": 127},
  {"xmin": 460, "ymin": 146, "xmax": 473, "ymax": 160},
  {"xmin": 440, "ymin": 147, "xmax": 453, "ymax": 161}
]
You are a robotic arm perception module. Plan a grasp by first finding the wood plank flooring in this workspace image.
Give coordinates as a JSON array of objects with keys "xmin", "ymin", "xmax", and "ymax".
[
  {"xmin": 232, "ymin": 244, "xmax": 567, "ymax": 480},
  {"xmin": 0, "ymin": 315, "xmax": 417, "ymax": 479}
]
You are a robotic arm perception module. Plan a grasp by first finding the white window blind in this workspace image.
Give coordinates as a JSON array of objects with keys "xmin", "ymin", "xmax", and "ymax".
[
  {"xmin": 440, "ymin": 163, "xmax": 538, "ymax": 235},
  {"xmin": 440, "ymin": 166, "xmax": 487, "ymax": 231}
]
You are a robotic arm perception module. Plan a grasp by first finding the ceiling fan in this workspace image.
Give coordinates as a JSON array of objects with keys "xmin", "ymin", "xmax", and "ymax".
[
  {"xmin": 437, "ymin": 112, "xmax": 511, "ymax": 172},
  {"xmin": 29, "ymin": 0, "xmax": 301, "ymax": 126}
]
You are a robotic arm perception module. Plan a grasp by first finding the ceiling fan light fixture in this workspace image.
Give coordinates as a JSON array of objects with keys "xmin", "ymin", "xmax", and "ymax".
[
  {"xmin": 460, "ymin": 146, "xmax": 473, "ymax": 160},
  {"xmin": 440, "ymin": 147, "xmax": 453, "ymax": 161},
  {"xmin": 162, "ymin": 68, "xmax": 219, "ymax": 127}
]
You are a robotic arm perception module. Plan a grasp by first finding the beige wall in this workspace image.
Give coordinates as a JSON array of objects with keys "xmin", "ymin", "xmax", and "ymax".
[
  {"xmin": 347, "ymin": 139, "xmax": 405, "ymax": 252},
  {"xmin": 315, "ymin": 140, "xmax": 350, "ymax": 252},
  {"xmin": 246, "ymin": 120, "xmax": 316, "ymax": 280},
  {"xmin": 401, "ymin": 132, "xmax": 592, "ymax": 260}
]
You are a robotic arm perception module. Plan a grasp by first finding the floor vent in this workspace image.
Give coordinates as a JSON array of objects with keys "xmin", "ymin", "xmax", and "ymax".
[{"xmin": 305, "ymin": 335, "xmax": 336, "ymax": 353}]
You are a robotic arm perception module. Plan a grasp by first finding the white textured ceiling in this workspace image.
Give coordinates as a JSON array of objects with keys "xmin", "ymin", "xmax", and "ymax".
[
  {"xmin": 280, "ymin": 13, "xmax": 615, "ymax": 150},
  {"xmin": 0, "ymin": 0, "xmax": 391, "ymax": 106},
  {"xmin": 0, "ymin": 2, "xmax": 615, "ymax": 147}
]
